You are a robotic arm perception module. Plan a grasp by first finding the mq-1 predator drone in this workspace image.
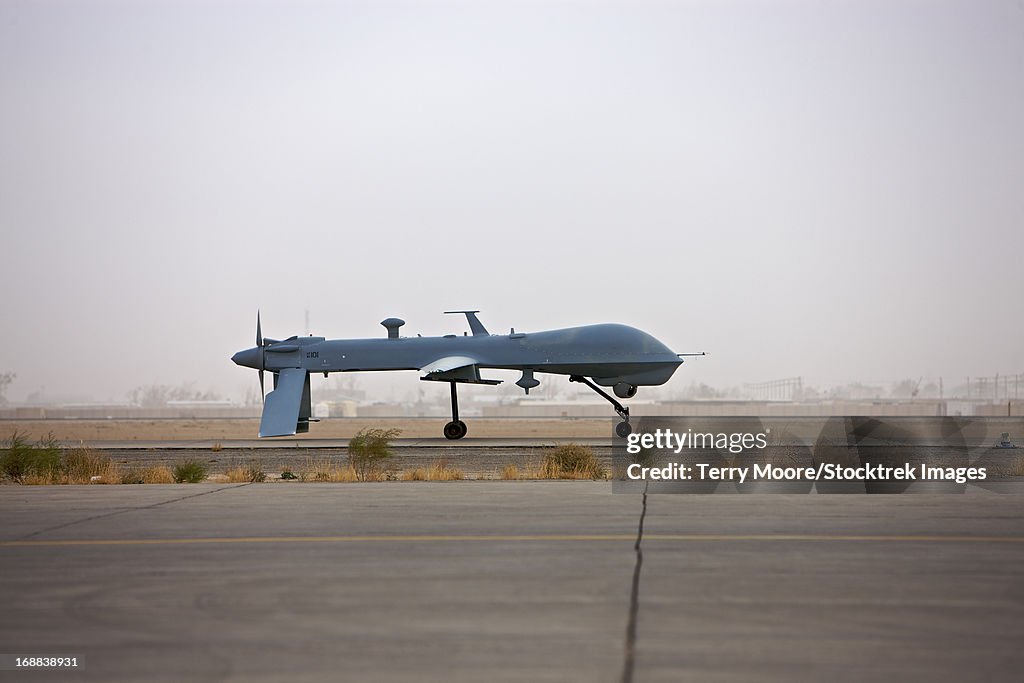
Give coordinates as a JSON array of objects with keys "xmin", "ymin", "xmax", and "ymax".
[{"xmin": 232, "ymin": 311, "xmax": 699, "ymax": 439}]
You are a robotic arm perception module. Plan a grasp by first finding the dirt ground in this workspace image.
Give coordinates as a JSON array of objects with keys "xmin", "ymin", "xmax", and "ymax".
[
  {"xmin": 80, "ymin": 446, "xmax": 609, "ymax": 481},
  {"xmin": 0, "ymin": 417, "xmax": 610, "ymax": 442}
]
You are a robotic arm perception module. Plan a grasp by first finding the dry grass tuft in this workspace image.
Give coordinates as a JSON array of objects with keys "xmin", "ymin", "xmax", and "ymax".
[
  {"xmin": 143, "ymin": 466, "xmax": 176, "ymax": 483},
  {"xmin": 61, "ymin": 447, "xmax": 120, "ymax": 483},
  {"xmin": 211, "ymin": 442, "xmax": 223, "ymax": 452},
  {"xmin": 222, "ymin": 466, "xmax": 247, "ymax": 483},
  {"xmin": 224, "ymin": 460, "xmax": 266, "ymax": 483},
  {"xmin": 1003, "ymin": 454, "xmax": 1024, "ymax": 476},
  {"xmin": 224, "ymin": 467, "xmax": 248, "ymax": 483},
  {"xmin": 500, "ymin": 459, "xmax": 556, "ymax": 480},
  {"xmin": 510, "ymin": 444, "xmax": 609, "ymax": 480},
  {"xmin": 401, "ymin": 460, "xmax": 464, "ymax": 481},
  {"xmin": 519, "ymin": 459, "xmax": 563, "ymax": 479},
  {"xmin": 120, "ymin": 466, "xmax": 175, "ymax": 484},
  {"xmin": 300, "ymin": 458, "xmax": 359, "ymax": 482},
  {"xmin": 17, "ymin": 446, "xmax": 120, "ymax": 485}
]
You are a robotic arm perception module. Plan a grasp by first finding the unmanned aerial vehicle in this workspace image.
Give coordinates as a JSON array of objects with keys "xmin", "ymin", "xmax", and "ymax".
[{"xmin": 231, "ymin": 311, "xmax": 696, "ymax": 439}]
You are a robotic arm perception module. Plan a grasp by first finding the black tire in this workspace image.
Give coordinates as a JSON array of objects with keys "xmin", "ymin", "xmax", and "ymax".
[
  {"xmin": 615, "ymin": 421, "xmax": 632, "ymax": 438},
  {"xmin": 443, "ymin": 420, "xmax": 468, "ymax": 440}
]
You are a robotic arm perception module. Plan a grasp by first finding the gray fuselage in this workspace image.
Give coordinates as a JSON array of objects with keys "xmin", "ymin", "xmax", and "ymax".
[{"xmin": 232, "ymin": 323, "xmax": 682, "ymax": 387}]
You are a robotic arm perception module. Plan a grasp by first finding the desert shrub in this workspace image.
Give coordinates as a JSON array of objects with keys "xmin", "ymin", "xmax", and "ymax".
[
  {"xmin": 347, "ymin": 427, "xmax": 401, "ymax": 481},
  {"xmin": 172, "ymin": 459, "xmax": 209, "ymax": 483},
  {"xmin": 541, "ymin": 444, "xmax": 607, "ymax": 480},
  {"xmin": 1, "ymin": 431, "xmax": 62, "ymax": 483},
  {"xmin": 280, "ymin": 469, "xmax": 298, "ymax": 480},
  {"xmin": 0, "ymin": 434, "xmax": 118, "ymax": 485},
  {"xmin": 500, "ymin": 464, "xmax": 521, "ymax": 480}
]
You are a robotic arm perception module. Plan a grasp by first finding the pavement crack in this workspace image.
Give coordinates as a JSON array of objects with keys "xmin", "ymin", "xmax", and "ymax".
[
  {"xmin": 621, "ymin": 479, "xmax": 649, "ymax": 683},
  {"xmin": 16, "ymin": 483, "xmax": 252, "ymax": 541}
]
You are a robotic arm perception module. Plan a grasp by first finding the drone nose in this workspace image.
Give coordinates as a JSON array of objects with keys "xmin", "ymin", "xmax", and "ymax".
[{"xmin": 231, "ymin": 347, "xmax": 260, "ymax": 369}]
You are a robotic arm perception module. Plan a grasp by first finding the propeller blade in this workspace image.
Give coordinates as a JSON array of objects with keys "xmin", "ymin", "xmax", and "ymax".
[{"xmin": 256, "ymin": 311, "xmax": 266, "ymax": 404}]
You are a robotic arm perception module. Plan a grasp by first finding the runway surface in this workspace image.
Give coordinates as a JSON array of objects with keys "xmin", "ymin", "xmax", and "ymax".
[
  {"xmin": 1, "ymin": 484, "xmax": 1023, "ymax": 682},
  {"xmin": 79, "ymin": 437, "xmax": 603, "ymax": 449}
]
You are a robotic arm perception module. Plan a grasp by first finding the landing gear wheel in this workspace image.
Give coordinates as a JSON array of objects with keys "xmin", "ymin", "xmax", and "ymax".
[
  {"xmin": 615, "ymin": 421, "xmax": 633, "ymax": 438},
  {"xmin": 443, "ymin": 420, "xmax": 468, "ymax": 440}
]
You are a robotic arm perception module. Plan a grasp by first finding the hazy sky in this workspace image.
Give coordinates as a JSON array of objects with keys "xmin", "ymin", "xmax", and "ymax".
[{"xmin": 1, "ymin": 0, "xmax": 1022, "ymax": 403}]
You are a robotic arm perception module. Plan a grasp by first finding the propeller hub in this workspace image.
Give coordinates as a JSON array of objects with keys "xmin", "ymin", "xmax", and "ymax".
[{"xmin": 231, "ymin": 347, "xmax": 262, "ymax": 370}]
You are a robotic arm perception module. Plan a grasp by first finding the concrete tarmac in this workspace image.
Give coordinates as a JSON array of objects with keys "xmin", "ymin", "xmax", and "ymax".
[
  {"xmin": 1, "ymin": 484, "xmax": 1023, "ymax": 682},
  {"xmin": 79, "ymin": 437, "xmax": 604, "ymax": 449}
]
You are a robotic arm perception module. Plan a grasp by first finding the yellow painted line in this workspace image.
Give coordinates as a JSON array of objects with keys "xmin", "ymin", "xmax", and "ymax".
[
  {"xmin": 2, "ymin": 534, "xmax": 1023, "ymax": 548},
  {"xmin": 648, "ymin": 534, "xmax": 1024, "ymax": 543}
]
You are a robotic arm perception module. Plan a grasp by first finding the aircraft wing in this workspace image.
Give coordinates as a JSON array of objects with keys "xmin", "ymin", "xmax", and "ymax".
[
  {"xmin": 420, "ymin": 356, "xmax": 501, "ymax": 385},
  {"xmin": 260, "ymin": 368, "xmax": 310, "ymax": 437}
]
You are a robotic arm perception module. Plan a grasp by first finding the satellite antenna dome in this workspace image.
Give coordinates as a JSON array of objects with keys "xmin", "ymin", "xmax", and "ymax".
[{"xmin": 381, "ymin": 318, "xmax": 405, "ymax": 339}]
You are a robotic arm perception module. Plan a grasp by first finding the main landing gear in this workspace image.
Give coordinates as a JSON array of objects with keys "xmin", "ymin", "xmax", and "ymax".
[
  {"xmin": 443, "ymin": 381, "xmax": 468, "ymax": 440},
  {"xmin": 569, "ymin": 375, "xmax": 632, "ymax": 438},
  {"xmin": 442, "ymin": 376, "xmax": 633, "ymax": 440}
]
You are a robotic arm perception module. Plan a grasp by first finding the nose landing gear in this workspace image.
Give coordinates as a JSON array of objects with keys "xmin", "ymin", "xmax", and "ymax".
[{"xmin": 568, "ymin": 375, "xmax": 632, "ymax": 438}]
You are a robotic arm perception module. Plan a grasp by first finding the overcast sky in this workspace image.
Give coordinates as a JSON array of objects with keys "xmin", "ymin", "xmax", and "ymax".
[{"xmin": 1, "ymin": 0, "xmax": 1021, "ymax": 403}]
